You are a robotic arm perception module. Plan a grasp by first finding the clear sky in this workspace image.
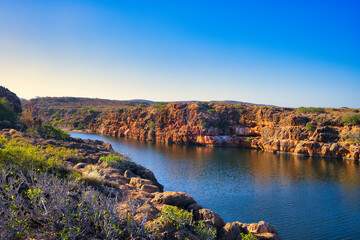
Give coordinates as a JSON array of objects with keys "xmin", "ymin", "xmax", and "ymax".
[{"xmin": 1, "ymin": 0, "xmax": 359, "ymax": 108}]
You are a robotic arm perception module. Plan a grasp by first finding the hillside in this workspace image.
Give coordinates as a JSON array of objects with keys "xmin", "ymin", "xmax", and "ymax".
[{"xmin": 26, "ymin": 97, "xmax": 360, "ymax": 160}]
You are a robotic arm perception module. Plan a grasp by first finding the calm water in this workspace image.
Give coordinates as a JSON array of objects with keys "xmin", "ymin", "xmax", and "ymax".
[{"xmin": 71, "ymin": 132, "xmax": 360, "ymax": 240}]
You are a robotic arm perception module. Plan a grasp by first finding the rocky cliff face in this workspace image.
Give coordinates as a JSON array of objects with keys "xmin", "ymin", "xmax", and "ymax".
[
  {"xmin": 89, "ymin": 102, "xmax": 359, "ymax": 160},
  {"xmin": 26, "ymin": 99, "xmax": 360, "ymax": 160}
]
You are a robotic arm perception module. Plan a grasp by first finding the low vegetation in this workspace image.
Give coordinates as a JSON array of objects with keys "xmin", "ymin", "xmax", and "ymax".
[
  {"xmin": 296, "ymin": 107, "xmax": 325, "ymax": 113},
  {"xmin": 305, "ymin": 122, "xmax": 316, "ymax": 132},
  {"xmin": 341, "ymin": 113, "xmax": 360, "ymax": 126},
  {"xmin": 152, "ymin": 102, "xmax": 168, "ymax": 109},
  {"xmin": 153, "ymin": 205, "xmax": 217, "ymax": 240},
  {"xmin": 37, "ymin": 123, "xmax": 70, "ymax": 140}
]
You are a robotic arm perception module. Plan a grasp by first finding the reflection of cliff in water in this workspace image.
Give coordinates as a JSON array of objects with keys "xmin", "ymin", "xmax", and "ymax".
[{"xmin": 105, "ymin": 135, "xmax": 360, "ymax": 187}]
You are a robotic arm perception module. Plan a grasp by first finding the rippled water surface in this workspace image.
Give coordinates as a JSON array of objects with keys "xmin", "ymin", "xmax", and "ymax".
[{"xmin": 71, "ymin": 132, "xmax": 360, "ymax": 240}]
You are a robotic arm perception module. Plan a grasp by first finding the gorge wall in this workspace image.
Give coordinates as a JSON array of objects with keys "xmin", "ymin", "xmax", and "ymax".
[{"xmin": 26, "ymin": 99, "xmax": 360, "ymax": 160}]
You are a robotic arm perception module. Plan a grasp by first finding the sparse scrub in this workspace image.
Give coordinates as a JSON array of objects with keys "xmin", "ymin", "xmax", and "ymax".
[
  {"xmin": 341, "ymin": 132, "xmax": 360, "ymax": 144},
  {"xmin": 0, "ymin": 166, "xmax": 126, "ymax": 239},
  {"xmin": 235, "ymin": 104, "xmax": 245, "ymax": 109},
  {"xmin": 38, "ymin": 123, "xmax": 70, "ymax": 140},
  {"xmin": 100, "ymin": 153, "xmax": 134, "ymax": 169},
  {"xmin": 296, "ymin": 107, "xmax": 325, "ymax": 113},
  {"xmin": 152, "ymin": 102, "xmax": 168, "ymax": 109},
  {"xmin": 207, "ymin": 109, "xmax": 216, "ymax": 115},
  {"xmin": 341, "ymin": 113, "xmax": 360, "ymax": 126},
  {"xmin": 138, "ymin": 103, "xmax": 148, "ymax": 107},
  {"xmin": 305, "ymin": 123, "xmax": 316, "ymax": 132}
]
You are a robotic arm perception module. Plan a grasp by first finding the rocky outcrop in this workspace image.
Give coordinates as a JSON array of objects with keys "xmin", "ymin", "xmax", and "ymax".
[
  {"xmin": 0, "ymin": 86, "xmax": 22, "ymax": 113},
  {"xmin": 85, "ymin": 103, "xmax": 359, "ymax": 160}
]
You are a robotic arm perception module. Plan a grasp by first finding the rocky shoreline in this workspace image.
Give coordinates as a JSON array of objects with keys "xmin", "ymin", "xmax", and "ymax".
[{"xmin": 1, "ymin": 128, "xmax": 280, "ymax": 239}]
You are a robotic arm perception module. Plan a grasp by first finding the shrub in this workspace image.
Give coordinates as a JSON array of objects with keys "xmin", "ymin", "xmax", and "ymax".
[
  {"xmin": 200, "ymin": 121, "xmax": 209, "ymax": 129},
  {"xmin": 305, "ymin": 123, "xmax": 315, "ymax": 132},
  {"xmin": 261, "ymin": 106, "xmax": 268, "ymax": 110},
  {"xmin": 157, "ymin": 205, "xmax": 193, "ymax": 230},
  {"xmin": 241, "ymin": 232, "xmax": 258, "ymax": 240},
  {"xmin": 88, "ymin": 108, "xmax": 95, "ymax": 114},
  {"xmin": 235, "ymin": 104, "xmax": 245, "ymax": 109},
  {"xmin": 0, "ymin": 136, "xmax": 66, "ymax": 173},
  {"xmin": 207, "ymin": 109, "xmax": 216, "ymax": 115},
  {"xmin": 341, "ymin": 132, "xmax": 360, "ymax": 144},
  {"xmin": 0, "ymin": 98, "xmax": 18, "ymax": 123},
  {"xmin": 341, "ymin": 113, "xmax": 360, "ymax": 126},
  {"xmin": 37, "ymin": 123, "xmax": 70, "ymax": 140},
  {"xmin": 296, "ymin": 107, "xmax": 325, "ymax": 113},
  {"xmin": 100, "ymin": 154, "xmax": 133, "ymax": 169},
  {"xmin": 152, "ymin": 102, "xmax": 168, "ymax": 109},
  {"xmin": 154, "ymin": 205, "xmax": 216, "ymax": 240},
  {"xmin": 149, "ymin": 121, "xmax": 155, "ymax": 130},
  {"xmin": 138, "ymin": 103, "xmax": 148, "ymax": 107},
  {"xmin": 0, "ymin": 167, "xmax": 125, "ymax": 239},
  {"xmin": 245, "ymin": 137, "xmax": 251, "ymax": 142}
]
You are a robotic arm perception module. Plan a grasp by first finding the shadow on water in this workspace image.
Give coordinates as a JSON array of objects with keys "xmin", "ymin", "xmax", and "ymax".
[{"xmin": 71, "ymin": 132, "xmax": 360, "ymax": 240}]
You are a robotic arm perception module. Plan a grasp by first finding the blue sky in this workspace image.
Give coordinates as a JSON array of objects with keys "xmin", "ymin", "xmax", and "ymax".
[{"xmin": 1, "ymin": 0, "xmax": 359, "ymax": 107}]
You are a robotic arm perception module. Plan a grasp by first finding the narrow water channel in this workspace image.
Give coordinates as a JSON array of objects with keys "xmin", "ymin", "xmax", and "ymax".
[{"xmin": 71, "ymin": 132, "xmax": 360, "ymax": 240}]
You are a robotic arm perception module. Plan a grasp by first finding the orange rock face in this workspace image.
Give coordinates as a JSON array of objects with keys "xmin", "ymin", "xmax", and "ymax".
[
  {"xmin": 25, "ymin": 99, "xmax": 360, "ymax": 160},
  {"xmin": 87, "ymin": 102, "xmax": 359, "ymax": 160}
]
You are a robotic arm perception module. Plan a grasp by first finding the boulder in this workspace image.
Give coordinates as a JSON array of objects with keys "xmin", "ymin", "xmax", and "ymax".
[
  {"xmin": 218, "ymin": 222, "xmax": 248, "ymax": 240},
  {"xmin": 151, "ymin": 191, "xmax": 196, "ymax": 209},
  {"xmin": 194, "ymin": 208, "xmax": 225, "ymax": 230}
]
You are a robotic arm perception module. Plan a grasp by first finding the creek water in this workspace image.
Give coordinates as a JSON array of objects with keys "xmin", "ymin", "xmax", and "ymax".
[{"xmin": 70, "ymin": 132, "xmax": 360, "ymax": 240}]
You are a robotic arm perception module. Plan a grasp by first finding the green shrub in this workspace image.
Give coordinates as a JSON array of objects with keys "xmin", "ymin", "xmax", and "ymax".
[
  {"xmin": 0, "ymin": 136, "xmax": 66, "ymax": 173},
  {"xmin": 296, "ymin": 107, "xmax": 325, "ymax": 113},
  {"xmin": 305, "ymin": 123, "xmax": 315, "ymax": 132},
  {"xmin": 155, "ymin": 205, "xmax": 216, "ymax": 239},
  {"xmin": 51, "ymin": 111, "xmax": 61, "ymax": 120},
  {"xmin": 245, "ymin": 137, "xmax": 251, "ymax": 142},
  {"xmin": 341, "ymin": 113, "xmax": 360, "ymax": 126},
  {"xmin": 157, "ymin": 205, "xmax": 193, "ymax": 230},
  {"xmin": 88, "ymin": 108, "xmax": 95, "ymax": 114},
  {"xmin": 38, "ymin": 123, "xmax": 70, "ymax": 140},
  {"xmin": 241, "ymin": 232, "xmax": 257, "ymax": 240},
  {"xmin": 261, "ymin": 106, "xmax": 268, "ymax": 110},
  {"xmin": 138, "ymin": 103, "xmax": 148, "ymax": 107},
  {"xmin": 200, "ymin": 121, "xmax": 209, "ymax": 129},
  {"xmin": 117, "ymin": 108, "xmax": 124, "ymax": 114},
  {"xmin": 152, "ymin": 102, "xmax": 168, "ymax": 109},
  {"xmin": 100, "ymin": 154, "xmax": 132, "ymax": 169},
  {"xmin": 235, "ymin": 104, "xmax": 245, "ymax": 109},
  {"xmin": 149, "ymin": 121, "xmax": 155, "ymax": 130},
  {"xmin": 0, "ymin": 98, "xmax": 18, "ymax": 123},
  {"xmin": 207, "ymin": 109, "xmax": 216, "ymax": 115}
]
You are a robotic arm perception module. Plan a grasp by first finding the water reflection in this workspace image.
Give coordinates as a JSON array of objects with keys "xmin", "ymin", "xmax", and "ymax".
[{"xmin": 71, "ymin": 133, "xmax": 360, "ymax": 240}]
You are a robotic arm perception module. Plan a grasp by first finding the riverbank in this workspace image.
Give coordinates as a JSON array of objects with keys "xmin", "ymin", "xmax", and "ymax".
[{"xmin": 25, "ymin": 98, "xmax": 360, "ymax": 160}]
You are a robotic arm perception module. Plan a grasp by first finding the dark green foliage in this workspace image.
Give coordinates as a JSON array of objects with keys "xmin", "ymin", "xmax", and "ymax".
[
  {"xmin": 0, "ymin": 98, "xmax": 18, "ymax": 123},
  {"xmin": 207, "ymin": 109, "xmax": 216, "ymax": 115},
  {"xmin": 216, "ymin": 119, "xmax": 229, "ymax": 131},
  {"xmin": 152, "ymin": 102, "xmax": 168, "ymax": 109},
  {"xmin": 305, "ymin": 123, "xmax": 315, "ymax": 132},
  {"xmin": 341, "ymin": 113, "xmax": 360, "ymax": 126},
  {"xmin": 354, "ymin": 109, "xmax": 359, "ymax": 113},
  {"xmin": 37, "ymin": 123, "xmax": 70, "ymax": 140},
  {"xmin": 261, "ymin": 106, "xmax": 268, "ymax": 110},
  {"xmin": 138, "ymin": 103, "xmax": 148, "ymax": 107},
  {"xmin": 117, "ymin": 108, "xmax": 124, "ymax": 114},
  {"xmin": 88, "ymin": 108, "xmax": 95, "ymax": 114},
  {"xmin": 296, "ymin": 107, "xmax": 325, "ymax": 113}
]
